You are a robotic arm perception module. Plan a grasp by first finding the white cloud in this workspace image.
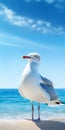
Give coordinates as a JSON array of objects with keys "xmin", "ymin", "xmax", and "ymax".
[
  {"xmin": 0, "ymin": 3, "xmax": 28, "ymax": 27},
  {"xmin": 44, "ymin": 0, "xmax": 65, "ymax": 9},
  {"xmin": 0, "ymin": 3, "xmax": 65, "ymax": 34},
  {"xmin": 26, "ymin": 0, "xmax": 65, "ymax": 9},
  {"xmin": 37, "ymin": 20, "xmax": 43, "ymax": 25},
  {"xmin": 45, "ymin": 22, "xmax": 51, "ymax": 28},
  {"xmin": 27, "ymin": 19, "xmax": 33, "ymax": 24},
  {"xmin": 31, "ymin": 24, "xmax": 37, "ymax": 28}
]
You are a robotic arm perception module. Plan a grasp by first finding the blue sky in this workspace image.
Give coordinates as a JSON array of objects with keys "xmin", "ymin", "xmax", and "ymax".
[{"xmin": 0, "ymin": 0, "xmax": 65, "ymax": 88}]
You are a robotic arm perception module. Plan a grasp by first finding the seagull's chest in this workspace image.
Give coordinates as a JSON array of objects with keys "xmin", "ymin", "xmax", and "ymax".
[
  {"xmin": 21, "ymin": 72, "xmax": 40, "ymax": 87},
  {"xmin": 20, "ymin": 72, "xmax": 41, "ymax": 100}
]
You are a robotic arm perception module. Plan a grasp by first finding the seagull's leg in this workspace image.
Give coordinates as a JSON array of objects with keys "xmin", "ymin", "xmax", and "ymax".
[
  {"xmin": 38, "ymin": 103, "xmax": 40, "ymax": 120},
  {"xmin": 32, "ymin": 102, "xmax": 34, "ymax": 120}
]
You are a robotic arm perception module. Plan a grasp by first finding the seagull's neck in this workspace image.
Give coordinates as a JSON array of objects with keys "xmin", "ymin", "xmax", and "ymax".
[
  {"xmin": 22, "ymin": 61, "xmax": 39, "ymax": 76},
  {"xmin": 29, "ymin": 61, "xmax": 39, "ymax": 73}
]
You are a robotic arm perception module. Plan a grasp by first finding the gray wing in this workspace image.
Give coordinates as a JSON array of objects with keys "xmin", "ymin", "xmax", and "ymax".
[
  {"xmin": 40, "ymin": 75, "xmax": 58, "ymax": 101},
  {"xmin": 40, "ymin": 75, "xmax": 53, "ymax": 87}
]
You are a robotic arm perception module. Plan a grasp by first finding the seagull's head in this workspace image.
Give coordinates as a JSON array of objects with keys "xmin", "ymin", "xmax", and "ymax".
[{"xmin": 22, "ymin": 53, "xmax": 40, "ymax": 63}]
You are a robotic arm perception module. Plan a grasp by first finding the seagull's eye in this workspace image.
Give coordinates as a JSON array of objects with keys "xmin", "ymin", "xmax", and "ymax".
[
  {"xmin": 34, "ymin": 55, "xmax": 38, "ymax": 58},
  {"xmin": 34, "ymin": 55, "xmax": 40, "ymax": 59},
  {"xmin": 29, "ymin": 54, "xmax": 40, "ymax": 60}
]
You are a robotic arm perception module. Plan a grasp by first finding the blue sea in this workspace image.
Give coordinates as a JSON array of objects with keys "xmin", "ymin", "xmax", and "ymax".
[{"xmin": 0, "ymin": 89, "xmax": 65, "ymax": 120}]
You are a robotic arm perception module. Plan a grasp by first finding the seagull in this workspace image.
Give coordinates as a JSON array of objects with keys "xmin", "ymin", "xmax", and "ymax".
[{"xmin": 19, "ymin": 52, "xmax": 64, "ymax": 120}]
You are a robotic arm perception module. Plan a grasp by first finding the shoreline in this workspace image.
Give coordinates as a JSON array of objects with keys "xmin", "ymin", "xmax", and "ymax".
[{"xmin": 0, "ymin": 118, "xmax": 65, "ymax": 130}]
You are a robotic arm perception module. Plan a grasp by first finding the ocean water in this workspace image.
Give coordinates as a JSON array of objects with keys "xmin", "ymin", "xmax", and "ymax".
[{"xmin": 0, "ymin": 89, "xmax": 65, "ymax": 120}]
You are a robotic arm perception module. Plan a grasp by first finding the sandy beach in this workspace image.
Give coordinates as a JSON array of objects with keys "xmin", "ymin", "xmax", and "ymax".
[{"xmin": 0, "ymin": 118, "xmax": 65, "ymax": 130}]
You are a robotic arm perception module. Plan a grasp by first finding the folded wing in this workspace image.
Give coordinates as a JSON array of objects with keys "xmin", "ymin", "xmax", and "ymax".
[
  {"xmin": 40, "ymin": 75, "xmax": 62, "ymax": 105},
  {"xmin": 40, "ymin": 75, "xmax": 53, "ymax": 87}
]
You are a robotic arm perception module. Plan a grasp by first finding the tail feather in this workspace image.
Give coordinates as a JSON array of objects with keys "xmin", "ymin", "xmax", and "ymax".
[
  {"xmin": 47, "ymin": 100, "xmax": 65, "ymax": 106},
  {"xmin": 55, "ymin": 100, "xmax": 65, "ymax": 105}
]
